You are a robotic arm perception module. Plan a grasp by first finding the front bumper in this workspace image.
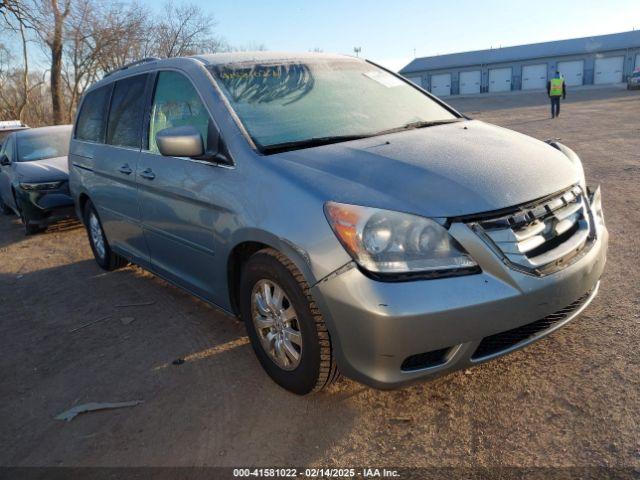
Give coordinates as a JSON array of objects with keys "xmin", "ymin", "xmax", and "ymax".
[
  {"xmin": 312, "ymin": 189, "xmax": 608, "ymax": 389},
  {"xmin": 16, "ymin": 185, "xmax": 75, "ymax": 226}
]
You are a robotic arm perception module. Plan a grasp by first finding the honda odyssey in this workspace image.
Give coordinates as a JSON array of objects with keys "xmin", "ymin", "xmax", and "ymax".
[{"xmin": 68, "ymin": 53, "xmax": 607, "ymax": 394}]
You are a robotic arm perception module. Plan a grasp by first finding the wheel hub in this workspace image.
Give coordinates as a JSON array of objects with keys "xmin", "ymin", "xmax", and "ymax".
[
  {"xmin": 89, "ymin": 213, "xmax": 106, "ymax": 260},
  {"xmin": 251, "ymin": 279, "xmax": 302, "ymax": 371}
]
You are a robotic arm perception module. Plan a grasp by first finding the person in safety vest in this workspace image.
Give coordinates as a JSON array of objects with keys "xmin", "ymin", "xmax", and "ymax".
[{"xmin": 546, "ymin": 71, "xmax": 566, "ymax": 119}]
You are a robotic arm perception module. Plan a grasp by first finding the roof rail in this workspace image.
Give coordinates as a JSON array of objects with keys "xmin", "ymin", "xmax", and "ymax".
[{"xmin": 104, "ymin": 57, "xmax": 161, "ymax": 78}]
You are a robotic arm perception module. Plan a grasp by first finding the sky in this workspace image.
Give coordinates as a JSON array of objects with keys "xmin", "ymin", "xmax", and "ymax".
[{"xmin": 138, "ymin": 0, "xmax": 639, "ymax": 71}]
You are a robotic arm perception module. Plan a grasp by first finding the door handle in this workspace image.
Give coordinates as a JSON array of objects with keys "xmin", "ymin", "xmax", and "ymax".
[
  {"xmin": 118, "ymin": 164, "xmax": 133, "ymax": 175},
  {"xmin": 139, "ymin": 168, "xmax": 155, "ymax": 180}
]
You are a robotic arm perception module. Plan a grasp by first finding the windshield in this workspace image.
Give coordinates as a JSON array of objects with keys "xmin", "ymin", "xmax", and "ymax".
[
  {"xmin": 17, "ymin": 129, "xmax": 70, "ymax": 162},
  {"xmin": 209, "ymin": 58, "xmax": 458, "ymax": 151},
  {"xmin": 632, "ymin": 71, "xmax": 640, "ymax": 78}
]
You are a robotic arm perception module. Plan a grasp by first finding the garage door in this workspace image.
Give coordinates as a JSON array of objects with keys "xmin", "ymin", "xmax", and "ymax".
[
  {"xmin": 489, "ymin": 68, "xmax": 511, "ymax": 92},
  {"xmin": 404, "ymin": 75, "xmax": 422, "ymax": 87},
  {"xmin": 522, "ymin": 64, "xmax": 547, "ymax": 90},
  {"xmin": 430, "ymin": 73, "xmax": 451, "ymax": 97},
  {"xmin": 557, "ymin": 60, "xmax": 583, "ymax": 86},
  {"xmin": 594, "ymin": 56, "xmax": 624, "ymax": 84},
  {"xmin": 459, "ymin": 70, "xmax": 481, "ymax": 95}
]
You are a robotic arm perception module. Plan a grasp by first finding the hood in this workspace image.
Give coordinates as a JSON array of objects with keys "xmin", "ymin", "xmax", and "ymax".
[
  {"xmin": 14, "ymin": 156, "xmax": 69, "ymax": 183},
  {"xmin": 270, "ymin": 120, "xmax": 579, "ymax": 218}
]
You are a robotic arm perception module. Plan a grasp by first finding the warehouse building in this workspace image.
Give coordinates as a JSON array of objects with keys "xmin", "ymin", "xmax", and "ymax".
[{"xmin": 400, "ymin": 30, "xmax": 640, "ymax": 97}]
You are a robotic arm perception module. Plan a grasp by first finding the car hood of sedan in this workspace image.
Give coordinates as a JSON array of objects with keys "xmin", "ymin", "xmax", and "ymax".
[
  {"xmin": 14, "ymin": 156, "xmax": 69, "ymax": 183},
  {"xmin": 271, "ymin": 120, "xmax": 580, "ymax": 218}
]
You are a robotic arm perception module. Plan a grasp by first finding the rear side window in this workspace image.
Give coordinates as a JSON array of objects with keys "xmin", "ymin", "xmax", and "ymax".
[
  {"xmin": 148, "ymin": 71, "xmax": 210, "ymax": 153},
  {"xmin": 106, "ymin": 74, "xmax": 148, "ymax": 148},
  {"xmin": 76, "ymin": 85, "xmax": 111, "ymax": 142}
]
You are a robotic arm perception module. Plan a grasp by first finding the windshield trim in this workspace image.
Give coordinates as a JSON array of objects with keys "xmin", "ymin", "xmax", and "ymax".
[{"xmin": 206, "ymin": 58, "xmax": 465, "ymax": 156}]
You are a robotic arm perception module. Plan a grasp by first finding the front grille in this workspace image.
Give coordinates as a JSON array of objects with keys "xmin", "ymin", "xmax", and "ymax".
[
  {"xmin": 401, "ymin": 347, "xmax": 450, "ymax": 371},
  {"xmin": 473, "ymin": 186, "xmax": 593, "ymax": 274},
  {"xmin": 471, "ymin": 290, "xmax": 592, "ymax": 360}
]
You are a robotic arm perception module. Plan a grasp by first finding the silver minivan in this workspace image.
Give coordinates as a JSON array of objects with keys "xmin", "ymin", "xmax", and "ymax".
[{"xmin": 69, "ymin": 53, "xmax": 607, "ymax": 394}]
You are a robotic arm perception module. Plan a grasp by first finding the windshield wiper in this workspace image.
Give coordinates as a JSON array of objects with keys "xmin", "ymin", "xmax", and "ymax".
[
  {"xmin": 260, "ymin": 134, "xmax": 373, "ymax": 154},
  {"xmin": 374, "ymin": 118, "xmax": 464, "ymax": 137},
  {"xmin": 260, "ymin": 119, "xmax": 464, "ymax": 154}
]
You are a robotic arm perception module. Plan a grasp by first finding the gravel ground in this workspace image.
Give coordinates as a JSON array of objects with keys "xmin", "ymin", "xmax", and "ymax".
[{"xmin": 1, "ymin": 86, "xmax": 638, "ymax": 470}]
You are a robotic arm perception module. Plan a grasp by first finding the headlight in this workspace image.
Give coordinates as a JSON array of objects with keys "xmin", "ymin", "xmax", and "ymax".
[
  {"xmin": 19, "ymin": 181, "xmax": 63, "ymax": 191},
  {"xmin": 324, "ymin": 202, "xmax": 478, "ymax": 277},
  {"xmin": 550, "ymin": 142, "xmax": 586, "ymax": 191},
  {"xmin": 590, "ymin": 185, "xmax": 605, "ymax": 229}
]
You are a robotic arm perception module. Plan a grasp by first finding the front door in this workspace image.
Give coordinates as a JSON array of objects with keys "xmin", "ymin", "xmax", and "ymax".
[{"xmin": 137, "ymin": 70, "xmax": 222, "ymax": 300}]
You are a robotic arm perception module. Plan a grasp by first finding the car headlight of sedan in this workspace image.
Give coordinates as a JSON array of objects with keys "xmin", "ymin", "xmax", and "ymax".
[
  {"xmin": 548, "ymin": 141, "xmax": 586, "ymax": 191},
  {"xmin": 19, "ymin": 181, "xmax": 64, "ymax": 191},
  {"xmin": 324, "ymin": 202, "xmax": 478, "ymax": 278}
]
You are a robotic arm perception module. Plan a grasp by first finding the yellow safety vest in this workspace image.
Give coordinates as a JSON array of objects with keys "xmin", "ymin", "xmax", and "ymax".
[{"xmin": 550, "ymin": 78, "xmax": 564, "ymax": 96}]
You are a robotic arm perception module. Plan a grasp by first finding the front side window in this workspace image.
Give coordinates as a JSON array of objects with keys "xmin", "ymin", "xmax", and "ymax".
[
  {"xmin": 17, "ymin": 129, "xmax": 71, "ymax": 162},
  {"xmin": 209, "ymin": 59, "xmax": 458, "ymax": 152},
  {"xmin": 148, "ymin": 71, "xmax": 210, "ymax": 153},
  {"xmin": 76, "ymin": 85, "xmax": 111, "ymax": 143},
  {"xmin": 106, "ymin": 74, "xmax": 148, "ymax": 148}
]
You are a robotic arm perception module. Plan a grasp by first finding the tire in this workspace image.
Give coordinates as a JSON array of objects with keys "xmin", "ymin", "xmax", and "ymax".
[
  {"xmin": 0, "ymin": 196, "xmax": 12, "ymax": 215},
  {"xmin": 22, "ymin": 216, "xmax": 43, "ymax": 235},
  {"xmin": 240, "ymin": 248, "xmax": 339, "ymax": 394},
  {"xmin": 83, "ymin": 200, "xmax": 126, "ymax": 271},
  {"xmin": 16, "ymin": 198, "xmax": 44, "ymax": 235}
]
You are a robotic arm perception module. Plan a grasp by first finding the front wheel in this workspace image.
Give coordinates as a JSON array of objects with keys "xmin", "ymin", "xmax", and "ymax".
[
  {"xmin": 83, "ymin": 200, "xmax": 126, "ymax": 270},
  {"xmin": 16, "ymin": 200, "xmax": 44, "ymax": 235},
  {"xmin": 240, "ymin": 248, "xmax": 339, "ymax": 395},
  {"xmin": 0, "ymin": 196, "xmax": 12, "ymax": 215},
  {"xmin": 22, "ymin": 215, "xmax": 44, "ymax": 235}
]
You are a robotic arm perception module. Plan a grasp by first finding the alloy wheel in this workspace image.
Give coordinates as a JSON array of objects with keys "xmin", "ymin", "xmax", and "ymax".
[
  {"xmin": 89, "ymin": 212, "xmax": 106, "ymax": 260},
  {"xmin": 251, "ymin": 279, "xmax": 303, "ymax": 371}
]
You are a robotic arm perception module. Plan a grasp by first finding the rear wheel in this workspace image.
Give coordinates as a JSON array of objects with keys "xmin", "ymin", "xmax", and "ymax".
[
  {"xmin": 83, "ymin": 200, "xmax": 126, "ymax": 270},
  {"xmin": 240, "ymin": 248, "xmax": 339, "ymax": 395}
]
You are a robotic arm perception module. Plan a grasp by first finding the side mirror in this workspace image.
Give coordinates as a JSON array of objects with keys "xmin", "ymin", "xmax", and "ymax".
[
  {"xmin": 0, "ymin": 154, "xmax": 10, "ymax": 166},
  {"xmin": 156, "ymin": 126, "xmax": 204, "ymax": 158}
]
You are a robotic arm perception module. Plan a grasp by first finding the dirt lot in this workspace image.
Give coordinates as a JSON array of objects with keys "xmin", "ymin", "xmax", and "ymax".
[{"xmin": 1, "ymin": 86, "xmax": 639, "ymax": 469}]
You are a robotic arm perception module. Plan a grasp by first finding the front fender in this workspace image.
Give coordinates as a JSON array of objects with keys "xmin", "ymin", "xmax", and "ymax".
[{"xmin": 228, "ymin": 227, "xmax": 322, "ymax": 287}]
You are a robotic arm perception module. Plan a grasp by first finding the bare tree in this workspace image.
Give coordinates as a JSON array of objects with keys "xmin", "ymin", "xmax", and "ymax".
[
  {"xmin": 0, "ymin": 0, "xmax": 245, "ymax": 125},
  {"xmin": 19, "ymin": 0, "xmax": 71, "ymax": 124},
  {"xmin": 0, "ymin": 43, "xmax": 50, "ymax": 125},
  {"xmin": 62, "ymin": 0, "xmax": 148, "ymax": 119},
  {"xmin": 232, "ymin": 42, "xmax": 268, "ymax": 52},
  {"xmin": 0, "ymin": 1, "xmax": 35, "ymax": 121},
  {"xmin": 152, "ymin": 3, "xmax": 224, "ymax": 58}
]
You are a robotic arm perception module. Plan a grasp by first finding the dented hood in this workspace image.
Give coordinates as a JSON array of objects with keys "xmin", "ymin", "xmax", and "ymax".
[{"xmin": 272, "ymin": 120, "xmax": 580, "ymax": 218}]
